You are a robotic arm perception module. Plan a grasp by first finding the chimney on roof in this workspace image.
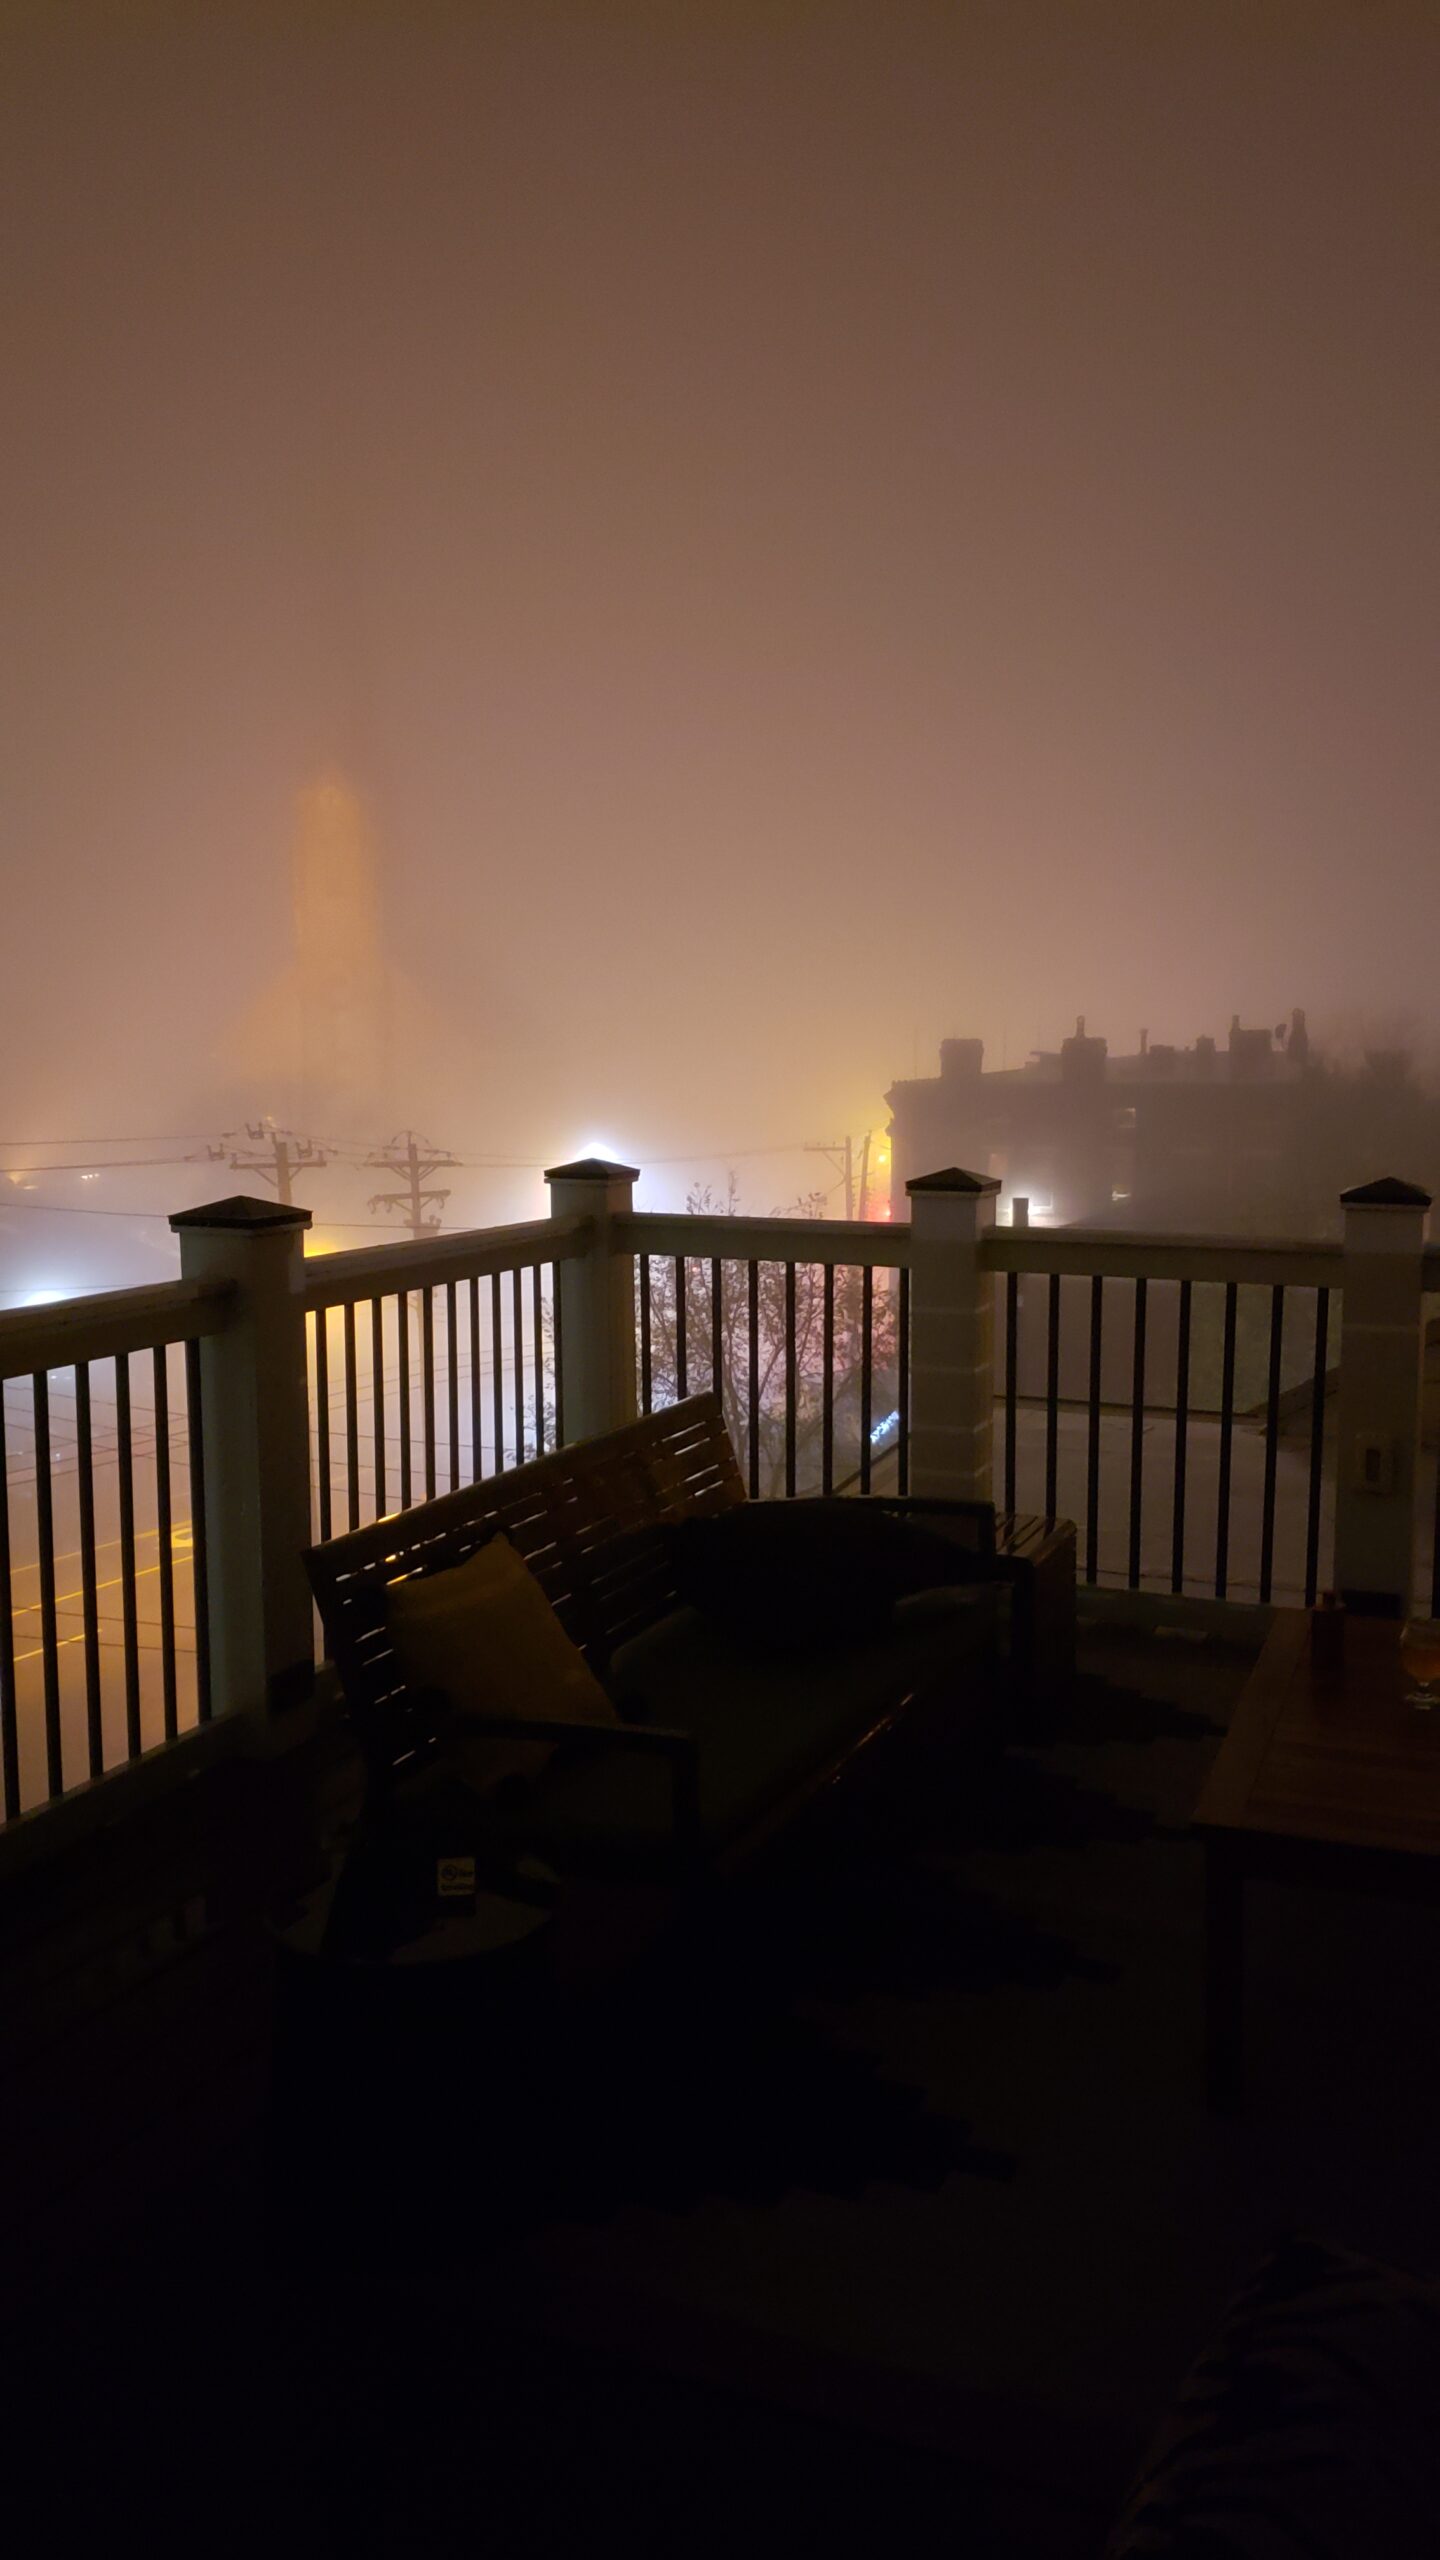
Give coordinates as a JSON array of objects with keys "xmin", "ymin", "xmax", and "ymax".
[
  {"xmin": 1229, "ymin": 1019, "xmax": 1275, "ymax": 1077},
  {"xmin": 1061, "ymin": 1016, "xmax": 1107, "ymax": 1085},
  {"xmin": 1139, "ymin": 1028, "xmax": 1148, "ymax": 1057}
]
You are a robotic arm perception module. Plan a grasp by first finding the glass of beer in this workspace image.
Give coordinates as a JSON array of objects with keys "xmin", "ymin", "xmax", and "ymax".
[{"xmin": 1399, "ymin": 1619, "xmax": 1440, "ymax": 1710}]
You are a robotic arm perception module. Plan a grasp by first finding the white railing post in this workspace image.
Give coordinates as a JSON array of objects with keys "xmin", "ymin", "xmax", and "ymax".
[
  {"xmin": 1334, "ymin": 1177, "xmax": 1431, "ymax": 1617},
  {"xmin": 544, "ymin": 1157, "xmax": 640, "ymax": 1445},
  {"xmin": 905, "ymin": 1166, "xmax": 1000, "ymax": 1502},
  {"xmin": 170, "ymin": 1195, "xmax": 315, "ymax": 1728}
]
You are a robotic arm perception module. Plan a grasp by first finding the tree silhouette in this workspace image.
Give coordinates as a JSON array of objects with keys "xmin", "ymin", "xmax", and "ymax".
[{"xmin": 639, "ymin": 1181, "xmax": 901, "ymax": 1496}]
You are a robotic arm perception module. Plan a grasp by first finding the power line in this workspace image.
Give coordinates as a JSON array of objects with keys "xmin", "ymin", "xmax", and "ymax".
[
  {"xmin": 1, "ymin": 1157, "xmax": 200, "ymax": 1176},
  {"xmin": 0, "ymin": 1198, "xmax": 175, "ymax": 1220},
  {"xmin": 0, "ymin": 1133, "xmax": 217, "ymax": 1150}
]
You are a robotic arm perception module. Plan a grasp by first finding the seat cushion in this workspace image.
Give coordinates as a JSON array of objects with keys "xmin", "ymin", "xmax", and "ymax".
[
  {"xmin": 1104, "ymin": 2233, "xmax": 1440, "ymax": 2557},
  {"xmin": 496, "ymin": 1593, "xmax": 991, "ymax": 1875},
  {"xmin": 385, "ymin": 1532, "xmax": 617, "ymax": 1795},
  {"xmin": 662, "ymin": 1499, "xmax": 993, "ymax": 1653}
]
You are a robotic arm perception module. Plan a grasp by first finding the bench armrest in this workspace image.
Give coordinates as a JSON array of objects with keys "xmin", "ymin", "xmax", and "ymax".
[
  {"xmin": 450, "ymin": 1709, "xmax": 704, "ymax": 1864},
  {"xmin": 864, "ymin": 1494, "xmax": 998, "ymax": 1559}
]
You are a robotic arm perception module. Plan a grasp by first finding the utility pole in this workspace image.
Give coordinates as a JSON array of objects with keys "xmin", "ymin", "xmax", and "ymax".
[
  {"xmin": 805, "ymin": 1136, "xmax": 855, "ymax": 1221},
  {"xmin": 224, "ymin": 1123, "xmax": 326, "ymax": 1207},
  {"xmin": 366, "ymin": 1132, "xmax": 457, "ymax": 1240},
  {"xmin": 855, "ymin": 1132, "xmax": 872, "ymax": 1224}
]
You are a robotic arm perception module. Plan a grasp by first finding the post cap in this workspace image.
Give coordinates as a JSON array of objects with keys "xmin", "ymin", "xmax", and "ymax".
[
  {"xmin": 1338, "ymin": 1176, "xmax": 1432, "ymax": 1210},
  {"xmin": 905, "ymin": 1166, "xmax": 1001, "ymax": 1196},
  {"xmin": 169, "ymin": 1194, "xmax": 312, "ymax": 1232},
  {"xmin": 543, "ymin": 1157, "xmax": 640, "ymax": 1184}
]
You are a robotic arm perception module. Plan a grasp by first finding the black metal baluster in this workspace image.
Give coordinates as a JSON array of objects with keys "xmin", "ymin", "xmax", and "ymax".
[
  {"xmin": 512, "ymin": 1267, "xmax": 525, "ymax": 1461},
  {"xmin": 1305, "ymin": 1288, "xmax": 1329, "ymax": 1608},
  {"xmin": 1128, "ymin": 1278, "xmax": 1147, "ymax": 1589},
  {"xmin": 185, "ymin": 1339, "xmax": 211, "ymax": 1724},
  {"xmin": 153, "ymin": 1347, "xmax": 178, "ymax": 1742},
  {"xmin": 1215, "ymin": 1283, "xmax": 1238, "ymax": 1599},
  {"xmin": 372, "ymin": 1298, "xmax": 386, "ymax": 1519},
  {"xmin": 1045, "ymin": 1274, "xmax": 1061, "ymax": 1522},
  {"xmin": 639, "ymin": 1257, "xmax": 653, "ymax": 1415},
  {"xmin": 448, "ymin": 1281, "xmax": 461, "ymax": 1489},
  {"xmin": 1259, "ymin": 1285, "xmax": 1284, "ymax": 1605},
  {"xmin": 398, "ymin": 1293, "xmax": 413, "ymax": 1509},
  {"xmin": 314, "ymin": 1309, "xmax": 332, "ymax": 1542},
  {"xmin": 552, "ymin": 1266, "xmax": 565, "ymax": 1447},
  {"xmin": 532, "ymin": 1264, "xmax": 545, "ymax": 1454},
  {"xmin": 490, "ymin": 1274, "xmax": 504, "ymax": 1473},
  {"xmin": 343, "ymin": 1301, "xmax": 360, "ymax": 1532},
  {"xmin": 75, "ymin": 1362, "xmax": 104, "ymax": 1777},
  {"xmin": 115, "ymin": 1353, "xmax": 141, "ymax": 1757},
  {"xmin": 1085, "ymin": 1276, "xmax": 1103, "ymax": 1585},
  {"xmin": 710, "ymin": 1258, "xmax": 723, "ymax": 1399},
  {"xmin": 897, "ymin": 1265, "xmax": 910, "ymax": 1497},
  {"xmin": 422, "ymin": 1288, "xmax": 437, "ymax": 1500},
  {"xmin": 1004, "ymin": 1272, "xmax": 1018, "ymax": 1518},
  {"xmin": 860, "ymin": 1265, "xmax": 874, "ymax": 1494},
  {"xmin": 821, "ymin": 1264, "xmax": 835, "ymax": 1496},
  {"xmin": 1172, "ymin": 1280, "xmax": 1192, "ymax": 1597},
  {"xmin": 1432, "ymin": 1414, "xmax": 1440, "ymax": 1621},
  {"xmin": 784, "ymin": 1263, "xmax": 798, "ymax": 1496},
  {"xmin": 33, "ymin": 1371, "xmax": 62, "ymax": 1798},
  {"xmin": 747, "ymin": 1262, "xmax": 760, "ymax": 1496},
  {"xmin": 674, "ymin": 1258, "xmax": 688, "ymax": 1400},
  {"xmin": 0, "ymin": 1390, "xmax": 19, "ymax": 1819},
  {"xmin": 468, "ymin": 1280, "xmax": 481, "ymax": 1478}
]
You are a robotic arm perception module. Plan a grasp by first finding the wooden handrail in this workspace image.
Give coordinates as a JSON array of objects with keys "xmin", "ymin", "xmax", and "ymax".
[
  {"xmin": 982, "ymin": 1229, "xmax": 1344, "ymax": 1289},
  {"xmin": 299, "ymin": 1212, "xmax": 593, "ymax": 1310},
  {"xmin": 0, "ymin": 1276, "xmax": 234, "ymax": 1381},
  {"xmin": 619, "ymin": 1210, "xmax": 913, "ymax": 1268}
]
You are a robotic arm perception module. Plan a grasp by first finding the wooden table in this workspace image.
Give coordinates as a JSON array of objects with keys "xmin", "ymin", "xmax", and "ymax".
[{"xmin": 1195, "ymin": 1610, "xmax": 1440, "ymax": 2107}]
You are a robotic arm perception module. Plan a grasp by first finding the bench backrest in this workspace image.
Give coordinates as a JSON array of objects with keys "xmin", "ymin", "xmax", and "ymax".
[{"xmin": 305, "ymin": 1392, "xmax": 745, "ymax": 1785}]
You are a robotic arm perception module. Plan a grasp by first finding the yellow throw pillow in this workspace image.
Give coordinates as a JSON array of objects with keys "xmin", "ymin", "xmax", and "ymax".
[{"xmin": 385, "ymin": 1531, "xmax": 617, "ymax": 1796}]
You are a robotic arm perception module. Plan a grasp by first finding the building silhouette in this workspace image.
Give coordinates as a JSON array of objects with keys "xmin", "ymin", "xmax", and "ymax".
[{"xmin": 886, "ymin": 1010, "xmax": 1440, "ymax": 1235}]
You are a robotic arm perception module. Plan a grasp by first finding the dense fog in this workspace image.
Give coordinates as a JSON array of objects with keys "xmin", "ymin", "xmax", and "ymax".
[{"xmin": 3, "ymin": 1, "xmax": 1436, "ymax": 1293}]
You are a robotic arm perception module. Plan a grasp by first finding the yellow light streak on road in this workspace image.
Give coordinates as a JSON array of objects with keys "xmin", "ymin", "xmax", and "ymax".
[{"xmin": 7, "ymin": 1524, "xmax": 195, "ymax": 1617}]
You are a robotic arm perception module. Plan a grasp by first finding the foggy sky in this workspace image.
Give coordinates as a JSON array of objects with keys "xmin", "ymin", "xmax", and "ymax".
[{"xmin": 3, "ymin": 0, "xmax": 1437, "ymax": 1197}]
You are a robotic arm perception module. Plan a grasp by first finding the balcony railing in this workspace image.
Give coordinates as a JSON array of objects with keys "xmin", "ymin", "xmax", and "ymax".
[
  {"xmin": 0, "ymin": 1277, "xmax": 230, "ymax": 1822},
  {"xmin": 1, "ymin": 1162, "xmax": 1435, "ymax": 1842},
  {"xmin": 988, "ymin": 1229, "xmax": 1346, "ymax": 1606},
  {"xmin": 624, "ymin": 1211, "xmax": 909, "ymax": 1500},
  {"xmin": 301, "ymin": 1216, "xmax": 581, "ymax": 1540}
]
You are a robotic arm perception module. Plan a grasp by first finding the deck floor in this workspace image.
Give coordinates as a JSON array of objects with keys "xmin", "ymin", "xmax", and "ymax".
[{"xmin": 8, "ymin": 1609, "xmax": 1440, "ymax": 2556}]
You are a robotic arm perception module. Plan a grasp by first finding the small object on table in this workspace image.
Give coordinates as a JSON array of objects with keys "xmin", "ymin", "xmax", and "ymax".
[
  {"xmin": 435, "ymin": 1852, "xmax": 477, "ymax": 1916},
  {"xmin": 1310, "ymin": 1588, "xmax": 1346, "ymax": 1681},
  {"xmin": 1399, "ymin": 1617, "xmax": 1440, "ymax": 1711}
]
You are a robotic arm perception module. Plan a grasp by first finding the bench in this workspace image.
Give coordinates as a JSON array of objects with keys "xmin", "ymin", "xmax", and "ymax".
[{"xmin": 305, "ymin": 1393, "xmax": 1073, "ymax": 1883}]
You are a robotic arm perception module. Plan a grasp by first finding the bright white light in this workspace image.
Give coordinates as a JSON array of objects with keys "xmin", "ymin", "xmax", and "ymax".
[
  {"xmin": 869, "ymin": 1408, "xmax": 900, "ymax": 1448},
  {"xmin": 577, "ymin": 1136, "xmax": 630, "ymax": 1165},
  {"xmin": 18, "ymin": 1287, "xmax": 66, "ymax": 1308}
]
